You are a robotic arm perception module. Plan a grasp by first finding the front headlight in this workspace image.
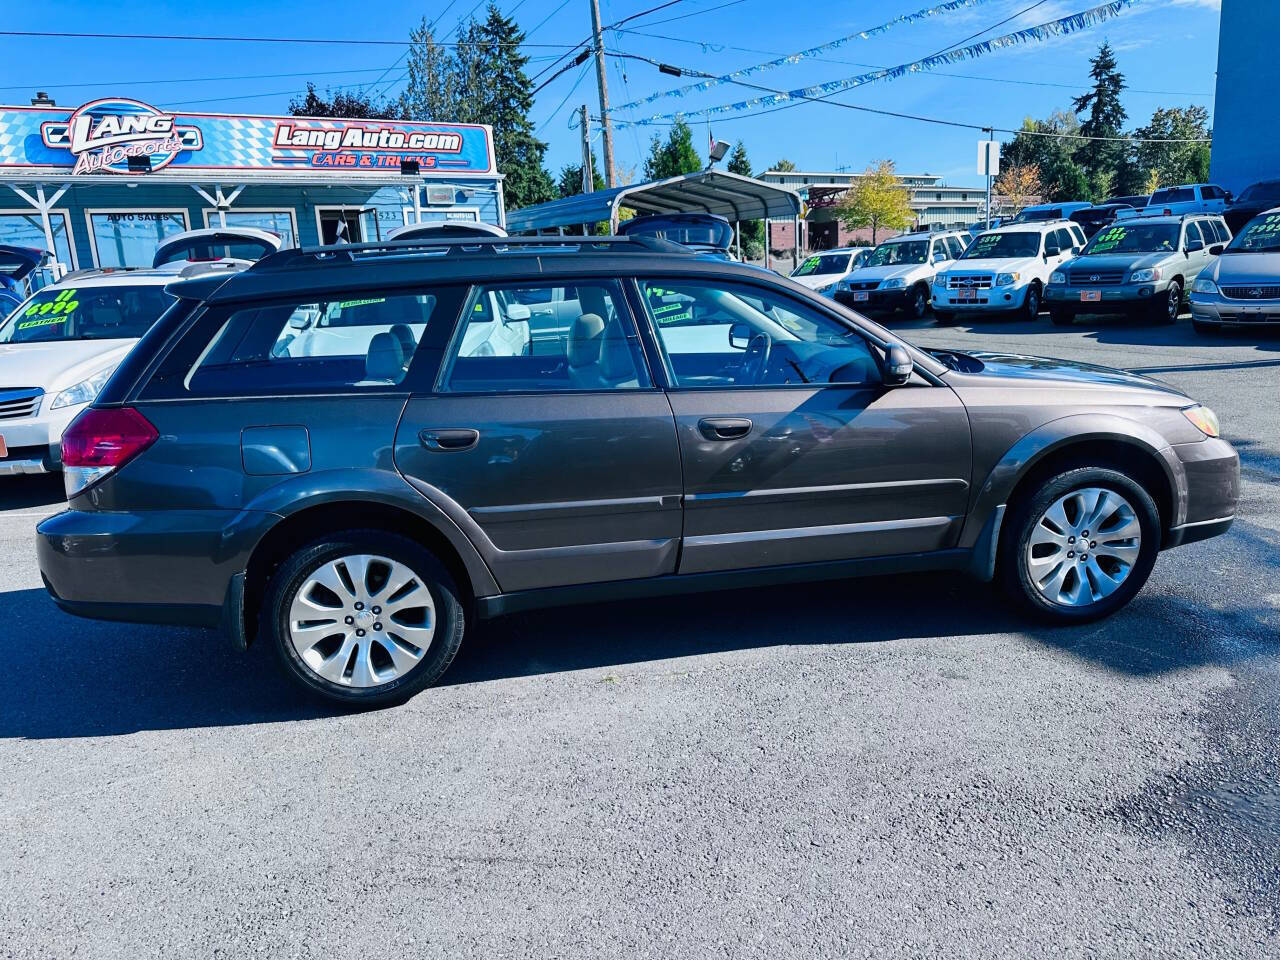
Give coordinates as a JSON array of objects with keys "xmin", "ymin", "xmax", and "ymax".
[
  {"xmin": 1191, "ymin": 277, "xmax": 1219, "ymax": 294},
  {"xmin": 1129, "ymin": 267, "xmax": 1162, "ymax": 283},
  {"xmin": 818, "ymin": 282, "xmax": 838, "ymax": 294},
  {"xmin": 881, "ymin": 278, "xmax": 907, "ymax": 290},
  {"xmin": 1049, "ymin": 271, "xmax": 1067, "ymax": 285},
  {"xmin": 1181, "ymin": 404, "xmax": 1220, "ymax": 438},
  {"xmin": 50, "ymin": 367, "xmax": 115, "ymax": 410},
  {"xmin": 994, "ymin": 272, "xmax": 1021, "ymax": 286}
]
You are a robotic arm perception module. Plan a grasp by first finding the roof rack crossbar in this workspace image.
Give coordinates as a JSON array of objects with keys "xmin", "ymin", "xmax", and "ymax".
[{"xmin": 250, "ymin": 234, "xmax": 692, "ymax": 272}]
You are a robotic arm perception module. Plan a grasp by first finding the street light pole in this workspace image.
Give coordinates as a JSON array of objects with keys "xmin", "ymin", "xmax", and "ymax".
[{"xmin": 589, "ymin": 0, "xmax": 617, "ymax": 187}]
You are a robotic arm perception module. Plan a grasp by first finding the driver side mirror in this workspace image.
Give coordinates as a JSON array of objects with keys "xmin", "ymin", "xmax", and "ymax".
[
  {"xmin": 1209, "ymin": 243, "xmax": 1225, "ymax": 256},
  {"xmin": 504, "ymin": 303, "xmax": 531, "ymax": 324},
  {"xmin": 288, "ymin": 314, "xmax": 312, "ymax": 330},
  {"xmin": 1043, "ymin": 242, "xmax": 1060, "ymax": 259},
  {"xmin": 883, "ymin": 344, "xmax": 913, "ymax": 387},
  {"xmin": 1185, "ymin": 238, "xmax": 1205, "ymax": 255},
  {"xmin": 728, "ymin": 321, "xmax": 751, "ymax": 350}
]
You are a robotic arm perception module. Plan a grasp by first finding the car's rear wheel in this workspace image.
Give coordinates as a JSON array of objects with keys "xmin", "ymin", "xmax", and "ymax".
[
  {"xmin": 265, "ymin": 530, "xmax": 465, "ymax": 706},
  {"xmin": 1000, "ymin": 466, "xmax": 1161, "ymax": 623},
  {"xmin": 1050, "ymin": 308, "xmax": 1075, "ymax": 326}
]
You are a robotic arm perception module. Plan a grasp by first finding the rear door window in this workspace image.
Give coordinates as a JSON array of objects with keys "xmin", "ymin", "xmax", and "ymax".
[{"xmin": 141, "ymin": 288, "xmax": 463, "ymax": 398}]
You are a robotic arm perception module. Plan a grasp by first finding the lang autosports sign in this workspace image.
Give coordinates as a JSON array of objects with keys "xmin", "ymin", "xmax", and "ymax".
[{"xmin": 0, "ymin": 99, "xmax": 495, "ymax": 176}]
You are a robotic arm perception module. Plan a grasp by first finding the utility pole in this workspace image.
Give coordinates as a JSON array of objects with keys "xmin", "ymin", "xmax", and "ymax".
[
  {"xmin": 589, "ymin": 0, "xmax": 616, "ymax": 187},
  {"xmin": 580, "ymin": 105, "xmax": 594, "ymax": 195}
]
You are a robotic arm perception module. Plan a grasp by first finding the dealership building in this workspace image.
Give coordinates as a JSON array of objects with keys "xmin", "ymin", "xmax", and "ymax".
[{"xmin": 0, "ymin": 96, "xmax": 504, "ymax": 272}]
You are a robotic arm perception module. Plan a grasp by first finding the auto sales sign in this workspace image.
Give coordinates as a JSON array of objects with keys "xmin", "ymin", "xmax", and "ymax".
[{"xmin": 0, "ymin": 98, "xmax": 495, "ymax": 176}]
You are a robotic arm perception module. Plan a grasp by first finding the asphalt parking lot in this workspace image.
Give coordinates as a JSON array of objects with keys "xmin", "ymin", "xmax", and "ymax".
[{"xmin": 1, "ymin": 310, "xmax": 1277, "ymax": 958}]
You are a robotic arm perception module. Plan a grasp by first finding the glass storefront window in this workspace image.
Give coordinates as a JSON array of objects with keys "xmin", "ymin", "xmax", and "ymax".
[
  {"xmin": 89, "ymin": 211, "xmax": 189, "ymax": 268},
  {"xmin": 0, "ymin": 212, "xmax": 75, "ymax": 273},
  {"xmin": 206, "ymin": 210, "xmax": 297, "ymax": 248}
]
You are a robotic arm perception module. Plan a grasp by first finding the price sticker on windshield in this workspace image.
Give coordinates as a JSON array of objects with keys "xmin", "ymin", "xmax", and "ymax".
[{"xmin": 1091, "ymin": 226, "xmax": 1126, "ymax": 253}]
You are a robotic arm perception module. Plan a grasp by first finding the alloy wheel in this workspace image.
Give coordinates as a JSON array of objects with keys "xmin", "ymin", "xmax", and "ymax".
[
  {"xmin": 1024, "ymin": 487, "xmax": 1142, "ymax": 607},
  {"xmin": 287, "ymin": 554, "xmax": 436, "ymax": 688}
]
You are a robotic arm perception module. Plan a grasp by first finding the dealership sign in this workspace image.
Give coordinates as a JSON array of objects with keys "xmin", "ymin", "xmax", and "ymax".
[{"xmin": 1, "ymin": 99, "xmax": 495, "ymax": 176}]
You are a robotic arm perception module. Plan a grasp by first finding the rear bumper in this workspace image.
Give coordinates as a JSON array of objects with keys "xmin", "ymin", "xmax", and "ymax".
[{"xmin": 37, "ymin": 506, "xmax": 278, "ymax": 624}]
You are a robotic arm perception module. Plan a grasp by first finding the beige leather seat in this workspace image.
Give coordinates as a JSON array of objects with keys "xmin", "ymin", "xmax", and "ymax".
[{"xmin": 566, "ymin": 312, "xmax": 640, "ymax": 390}]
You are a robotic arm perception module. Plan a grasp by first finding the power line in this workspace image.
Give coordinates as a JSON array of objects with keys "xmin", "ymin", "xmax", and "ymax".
[
  {"xmin": 0, "ymin": 28, "xmax": 579, "ymax": 48},
  {"xmin": 920, "ymin": 0, "xmax": 1052, "ymax": 59},
  {"xmin": 625, "ymin": 0, "xmax": 748, "ymax": 28},
  {"xmin": 537, "ymin": 62, "xmax": 594, "ymax": 134}
]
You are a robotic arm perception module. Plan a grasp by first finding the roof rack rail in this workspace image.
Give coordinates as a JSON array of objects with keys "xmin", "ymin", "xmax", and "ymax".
[{"xmin": 249, "ymin": 234, "xmax": 693, "ymax": 272}]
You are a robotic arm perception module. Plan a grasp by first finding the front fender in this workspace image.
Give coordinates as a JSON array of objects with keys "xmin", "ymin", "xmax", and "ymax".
[{"xmin": 959, "ymin": 412, "xmax": 1187, "ymax": 551}]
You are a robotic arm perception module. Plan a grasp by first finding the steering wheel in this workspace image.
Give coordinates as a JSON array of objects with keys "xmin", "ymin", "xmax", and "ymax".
[{"xmin": 736, "ymin": 332, "xmax": 772, "ymax": 385}]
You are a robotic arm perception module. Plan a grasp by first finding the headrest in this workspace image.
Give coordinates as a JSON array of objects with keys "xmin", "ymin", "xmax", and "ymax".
[
  {"xmin": 389, "ymin": 323, "xmax": 416, "ymax": 360},
  {"xmin": 365, "ymin": 331, "xmax": 404, "ymax": 381},
  {"xmin": 567, "ymin": 312, "xmax": 605, "ymax": 367},
  {"xmin": 599, "ymin": 322, "xmax": 636, "ymax": 382}
]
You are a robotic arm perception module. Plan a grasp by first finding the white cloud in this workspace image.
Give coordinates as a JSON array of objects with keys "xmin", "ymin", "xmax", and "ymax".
[{"xmin": 1168, "ymin": 0, "xmax": 1221, "ymax": 9}]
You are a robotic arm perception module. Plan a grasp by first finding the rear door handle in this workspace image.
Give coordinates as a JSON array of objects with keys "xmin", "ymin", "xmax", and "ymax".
[
  {"xmin": 698, "ymin": 417, "xmax": 752, "ymax": 441},
  {"xmin": 419, "ymin": 428, "xmax": 479, "ymax": 452}
]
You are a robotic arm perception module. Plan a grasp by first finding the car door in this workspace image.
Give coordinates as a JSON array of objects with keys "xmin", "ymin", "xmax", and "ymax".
[
  {"xmin": 634, "ymin": 276, "xmax": 972, "ymax": 575},
  {"xmin": 394, "ymin": 279, "xmax": 683, "ymax": 593},
  {"xmin": 1182, "ymin": 221, "xmax": 1211, "ymax": 281}
]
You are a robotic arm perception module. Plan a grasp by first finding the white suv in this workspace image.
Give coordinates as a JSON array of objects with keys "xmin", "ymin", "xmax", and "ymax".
[
  {"xmin": 833, "ymin": 230, "xmax": 969, "ymax": 319},
  {"xmin": 932, "ymin": 220, "xmax": 1086, "ymax": 323},
  {"xmin": 0, "ymin": 265, "xmax": 217, "ymax": 475}
]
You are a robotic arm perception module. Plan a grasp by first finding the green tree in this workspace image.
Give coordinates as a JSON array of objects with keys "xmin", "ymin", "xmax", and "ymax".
[
  {"xmin": 1072, "ymin": 42, "xmax": 1130, "ymax": 182},
  {"xmin": 836, "ymin": 160, "xmax": 915, "ymax": 244},
  {"xmin": 289, "ymin": 82, "xmax": 399, "ymax": 119},
  {"xmin": 557, "ymin": 155, "xmax": 605, "ymax": 198},
  {"xmin": 766, "ymin": 157, "xmax": 797, "ymax": 173},
  {"xmin": 643, "ymin": 119, "xmax": 702, "ymax": 181},
  {"xmin": 1133, "ymin": 106, "xmax": 1212, "ymax": 188},
  {"xmin": 400, "ymin": 18, "xmax": 457, "ymax": 122},
  {"xmin": 1002, "ymin": 111, "xmax": 1090, "ymax": 201},
  {"xmin": 725, "ymin": 140, "xmax": 763, "ymax": 259}
]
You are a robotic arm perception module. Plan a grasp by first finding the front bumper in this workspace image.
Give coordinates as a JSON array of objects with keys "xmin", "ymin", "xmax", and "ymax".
[
  {"xmin": 1189, "ymin": 296, "xmax": 1280, "ymax": 326},
  {"xmin": 834, "ymin": 287, "xmax": 913, "ymax": 313},
  {"xmin": 1163, "ymin": 437, "xmax": 1239, "ymax": 549},
  {"xmin": 932, "ymin": 285, "xmax": 1027, "ymax": 312},
  {"xmin": 1044, "ymin": 283, "xmax": 1162, "ymax": 313},
  {"xmin": 0, "ymin": 401, "xmax": 84, "ymax": 475}
]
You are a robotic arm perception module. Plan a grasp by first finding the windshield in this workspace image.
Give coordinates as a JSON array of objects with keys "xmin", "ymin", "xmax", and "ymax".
[
  {"xmin": 1226, "ymin": 211, "xmax": 1280, "ymax": 252},
  {"xmin": 864, "ymin": 239, "xmax": 928, "ymax": 267},
  {"xmin": 1015, "ymin": 208, "xmax": 1062, "ymax": 222},
  {"xmin": 1237, "ymin": 181, "xmax": 1280, "ymax": 205},
  {"xmin": 620, "ymin": 216, "xmax": 733, "ymax": 249},
  {"xmin": 792, "ymin": 253, "xmax": 851, "ymax": 277},
  {"xmin": 1081, "ymin": 223, "xmax": 1178, "ymax": 255},
  {"xmin": 0, "ymin": 284, "xmax": 175, "ymax": 343},
  {"xmin": 962, "ymin": 232, "xmax": 1040, "ymax": 259}
]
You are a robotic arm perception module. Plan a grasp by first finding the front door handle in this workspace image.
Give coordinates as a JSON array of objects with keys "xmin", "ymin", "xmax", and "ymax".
[
  {"xmin": 420, "ymin": 428, "xmax": 479, "ymax": 452},
  {"xmin": 698, "ymin": 417, "xmax": 752, "ymax": 441}
]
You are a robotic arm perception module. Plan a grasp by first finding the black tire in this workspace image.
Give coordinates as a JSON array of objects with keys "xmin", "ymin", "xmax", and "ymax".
[
  {"xmin": 999, "ymin": 466, "xmax": 1161, "ymax": 624},
  {"xmin": 264, "ymin": 530, "xmax": 466, "ymax": 707},
  {"xmin": 933, "ymin": 309, "xmax": 957, "ymax": 325},
  {"xmin": 1022, "ymin": 282, "xmax": 1042, "ymax": 321},
  {"xmin": 909, "ymin": 284, "xmax": 930, "ymax": 320},
  {"xmin": 1153, "ymin": 281, "xmax": 1181, "ymax": 324},
  {"xmin": 1050, "ymin": 308, "xmax": 1075, "ymax": 326}
]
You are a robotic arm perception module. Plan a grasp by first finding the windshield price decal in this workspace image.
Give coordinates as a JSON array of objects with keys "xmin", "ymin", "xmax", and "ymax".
[
  {"xmin": 336, "ymin": 297, "xmax": 386, "ymax": 310},
  {"xmin": 1091, "ymin": 226, "xmax": 1127, "ymax": 252},
  {"xmin": 1240, "ymin": 214, "xmax": 1280, "ymax": 246},
  {"xmin": 17, "ymin": 288, "xmax": 78, "ymax": 329},
  {"xmin": 971, "ymin": 234, "xmax": 1001, "ymax": 253}
]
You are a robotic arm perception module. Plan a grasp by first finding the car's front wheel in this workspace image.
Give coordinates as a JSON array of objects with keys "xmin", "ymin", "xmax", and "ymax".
[
  {"xmin": 265, "ymin": 531, "xmax": 465, "ymax": 706},
  {"xmin": 908, "ymin": 284, "xmax": 930, "ymax": 320},
  {"xmin": 1153, "ymin": 281, "xmax": 1181, "ymax": 324},
  {"xmin": 1022, "ymin": 282, "xmax": 1042, "ymax": 321},
  {"xmin": 1000, "ymin": 466, "xmax": 1161, "ymax": 623}
]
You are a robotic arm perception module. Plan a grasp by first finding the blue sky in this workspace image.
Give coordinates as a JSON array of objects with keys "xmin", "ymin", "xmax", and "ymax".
[{"xmin": 1, "ymin": 0, "xmax": 1222, "ymax": 188}]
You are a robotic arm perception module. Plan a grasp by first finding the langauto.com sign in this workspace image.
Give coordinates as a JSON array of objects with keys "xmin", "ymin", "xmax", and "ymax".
[
  {"xmin": 40, "ymin": 98, "xmax": 202, "ymax": 174},
  {"xmin": 3, "ymin": 98, "xmax": 495, "ymax": 176}
]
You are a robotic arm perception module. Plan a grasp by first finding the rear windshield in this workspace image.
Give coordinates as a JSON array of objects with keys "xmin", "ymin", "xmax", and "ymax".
[
  {"xmin": 1016, "ymin": 208, "xmax": 1062, "ymax": 221},
  {"xmin": 792, "ymin": 252, "xmax": 852, "ymax": 277},
  {"xmin": 1226, "ymin": 211, "xmax": 1280, "ymax": 252},
  {"xmin": 1081, "ymin": 223, "xmax": 1178, "ymax": 255},
  {"xmin": 0, "ymin": 284, "xmax": 174, "ymax": 343},
  {"xmin": 864, "ymin": 239, "xmax": 928, "ymax": 267},
  {"xmin": 1149, "ymin": 187, "xmax": 1195, "ymax": 204},
  {"xmin": 962, "ymin": 232, "xmax": 1040, "ymax": 259}
]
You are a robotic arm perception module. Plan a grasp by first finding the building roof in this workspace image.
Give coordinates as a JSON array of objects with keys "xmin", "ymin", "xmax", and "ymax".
[{"xmin": 506, "ymin": 170, "xmax": 802, "ymax": 233}]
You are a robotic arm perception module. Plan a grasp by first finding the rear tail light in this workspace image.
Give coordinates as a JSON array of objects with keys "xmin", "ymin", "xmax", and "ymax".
[{"xmin": 61, "ymin": 406, "xmax": 158, "ymax": 498}]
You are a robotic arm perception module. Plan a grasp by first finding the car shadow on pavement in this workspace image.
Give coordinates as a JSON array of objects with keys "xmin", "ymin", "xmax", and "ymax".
[
  {"xmin": 0, "ymin": 474, "xmax": 65, "ymax": 511},
  {"xmin": 4, "ymin": 541, "xmax": 1276, "ymax": 739},
  {"xmin": 0, "ymin": 588, "xmax": 342, "ymax": 740}
]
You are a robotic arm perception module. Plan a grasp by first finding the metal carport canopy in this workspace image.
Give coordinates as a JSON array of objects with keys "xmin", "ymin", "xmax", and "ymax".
[{"xmin": 506, "ymin": 169, "xmax": 801, "ymax": 233}]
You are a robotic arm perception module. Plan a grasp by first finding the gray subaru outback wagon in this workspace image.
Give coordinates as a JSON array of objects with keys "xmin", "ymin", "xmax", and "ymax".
[{"xmin": 37, "ymin": 237, "xmax": 1239, "ymax": 706}]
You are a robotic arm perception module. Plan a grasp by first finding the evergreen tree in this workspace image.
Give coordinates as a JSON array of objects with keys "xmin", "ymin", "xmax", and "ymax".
[
  {"xmin": 557, "ymin": 155, "xmax": 606, "ymax": 198},
  {"xmin": 1133, "ymin": 106, "xmax": 1212, "ymax": 188},
  {"xmin": 767, "ymin": 158, "xmax": 797, "ymax": 173},
  {"xmin": 725, "ymin": 141, "xmax": 763, "ymax": 259},
  {"xmin": 643, "ymin": 120, "xmax": 702, "ymax": 181},
  {"xmin": 726, "ymin": 141, "xmax": 752, "ymax": 177},
  {"xmin": 1072, "ymin": 42, "xmax": 1129, "ymax": 182},
  {"xmin": 400, "ymin": 18, "xmax": 457, "ymax": 122}
]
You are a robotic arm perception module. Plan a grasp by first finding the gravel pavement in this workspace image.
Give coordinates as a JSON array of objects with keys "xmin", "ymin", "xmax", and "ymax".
[{"xmin": 1, "ymin": 311, "xmax": 1277, "ymax": 958}]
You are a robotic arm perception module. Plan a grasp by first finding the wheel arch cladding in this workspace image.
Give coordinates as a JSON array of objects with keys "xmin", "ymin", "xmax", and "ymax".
[{"xmin": 241, "ymin": 500, "xmax": 484, "ymax": 648}]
